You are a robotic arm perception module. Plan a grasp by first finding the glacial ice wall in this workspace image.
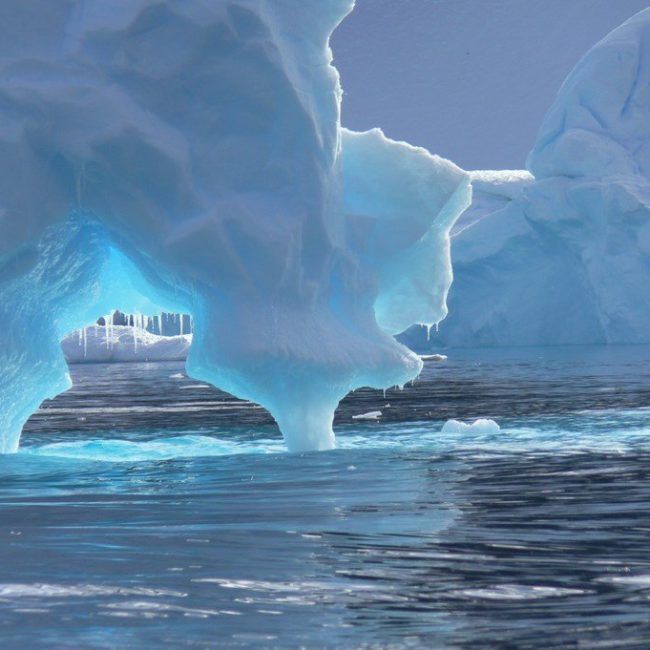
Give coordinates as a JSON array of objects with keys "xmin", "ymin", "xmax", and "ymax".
[
  {"xmin": 410, "ymin": 7, "xmax": 650, "ymax": 349},
  {"xmin": 0, "ymin": 1, "xmax": 470, "ymax": 452}
]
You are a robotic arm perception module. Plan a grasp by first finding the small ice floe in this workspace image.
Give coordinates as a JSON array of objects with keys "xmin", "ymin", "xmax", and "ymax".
[
  {"xmin": 352, "ymin": 410, "xmax": 382, "ymax": 421},
  {"xmin": 419, "ymin": 353, "xmax": 447, "ymax": 362},
  {"xmin": 441, "ymin": 418, "xmax": 500, "ymax": 434},
  {"xmin": 170, "ymin": 373, "xmax": 185, "ymax": 379}
]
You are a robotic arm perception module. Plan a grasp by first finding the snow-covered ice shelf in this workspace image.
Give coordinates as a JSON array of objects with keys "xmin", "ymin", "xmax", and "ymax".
[{"xmin": 62, "ymin": 325, "xmax": 191, "ymax": 364}]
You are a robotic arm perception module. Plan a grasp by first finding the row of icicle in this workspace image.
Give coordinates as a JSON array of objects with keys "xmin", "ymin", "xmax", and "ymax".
[{"xmin": 75, "ymin": 311, "xmax": 193, "ymax": 357}]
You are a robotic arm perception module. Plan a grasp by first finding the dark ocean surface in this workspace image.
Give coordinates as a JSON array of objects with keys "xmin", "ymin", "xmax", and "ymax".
[{"xmin": 2, "ymin": 346, "xmax": 650, "ymax": 647}]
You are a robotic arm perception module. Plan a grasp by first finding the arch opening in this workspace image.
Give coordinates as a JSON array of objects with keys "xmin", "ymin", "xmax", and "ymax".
[{"xmin": 0, "ymin": 0, "xmax": 471, "ymax": 455}]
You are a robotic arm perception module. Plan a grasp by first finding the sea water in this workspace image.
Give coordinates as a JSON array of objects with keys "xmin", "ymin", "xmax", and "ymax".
[{"xmin": 3, "ymin": 346, "xmax": 650, "ymax": 646}]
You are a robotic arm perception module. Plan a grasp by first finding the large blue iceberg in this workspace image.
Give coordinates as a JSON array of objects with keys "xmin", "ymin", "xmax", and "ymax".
[
  {"xmin": 419, "ymin": 8, "xmax": 650, "ymax": 349},
  {"xmin": 0, "ymin": 1, "xmax": 470, "ymax": 452}
]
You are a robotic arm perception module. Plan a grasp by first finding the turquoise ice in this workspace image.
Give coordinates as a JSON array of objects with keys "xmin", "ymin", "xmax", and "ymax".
[{"xmin": 0, "ymin": 1, "xmax": 470, "ymax": 452}]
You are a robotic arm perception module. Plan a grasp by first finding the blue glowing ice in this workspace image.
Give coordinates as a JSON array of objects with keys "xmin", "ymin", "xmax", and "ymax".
[{"xmin": 0, "ymin": 1, "xmax": 470, "ymax": 452}]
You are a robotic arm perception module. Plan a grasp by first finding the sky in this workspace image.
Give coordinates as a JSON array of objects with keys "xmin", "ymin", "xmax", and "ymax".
[{"xmin": 331, "ymin": 0, "xmax": 650, "ymax": 170}]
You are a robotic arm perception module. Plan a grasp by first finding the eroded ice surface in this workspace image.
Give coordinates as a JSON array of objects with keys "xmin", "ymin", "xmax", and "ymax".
[{"xmin": 0, "ymin": 1, "xmax": 470, "ymax": 452}]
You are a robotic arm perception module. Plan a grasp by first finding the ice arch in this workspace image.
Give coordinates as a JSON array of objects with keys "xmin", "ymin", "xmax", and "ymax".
[{"xmin": 0, "ymin": 0, "xmax": 470, "ymax": 453}]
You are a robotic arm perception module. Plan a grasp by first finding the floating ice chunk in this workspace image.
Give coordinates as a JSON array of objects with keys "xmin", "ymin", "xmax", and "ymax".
[
  {"xmin": 441, "ymin": 419, "xmax": 500, "ymax": 435},
  {"xmin": 419, "ymin": 354, "xmax": 447, "ymax": 362},
  {"xmin": 179, "ymin": 384, "xmax": 213, "ymax": 390},
  {"xmin": 352, "ymin": 411, "xmax": 383, "ymax": 421}
]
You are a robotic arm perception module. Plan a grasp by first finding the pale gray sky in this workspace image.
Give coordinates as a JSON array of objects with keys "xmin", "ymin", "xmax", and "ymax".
[{"xmin": 332, "ymin": 0, "xmax": 650, "ymax": 169}]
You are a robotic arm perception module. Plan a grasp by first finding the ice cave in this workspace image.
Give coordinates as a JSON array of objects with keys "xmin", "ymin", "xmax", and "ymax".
[
  {"xmin": 2, "ymin": 1, "xmax": 649, "ymax": 454},
  {"xmin": 0, "ymin": 0, "xmax": 471, "ymax": 453}
]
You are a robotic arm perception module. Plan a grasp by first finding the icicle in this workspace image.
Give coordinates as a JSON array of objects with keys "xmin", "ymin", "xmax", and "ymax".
[
  {"xmin": 82, "ymin": 327, "xmax": 87, "ymax": 357},
  {"xmin": 425, "ymin": 324, "xmax": 432, "ymax": 341},
  {"xmin": 180, "ymin": 314, "xmax": 184, "ymax": 336},
  {"xmin": 104, "ymin": 313, "xmax": 111, "ymax": 349},
  {"xmin": 108, "ymin": 310, "xmax": 114, "ymax": 348}
]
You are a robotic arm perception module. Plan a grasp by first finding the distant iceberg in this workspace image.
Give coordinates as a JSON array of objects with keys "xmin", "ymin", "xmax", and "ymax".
[
  {"xmin": 62, "ymin": 326, "xmax": 191, "ymax": 364},
  {"xmin": 399, "ymin": 8, "xmax": 650, "ymax": 350}
]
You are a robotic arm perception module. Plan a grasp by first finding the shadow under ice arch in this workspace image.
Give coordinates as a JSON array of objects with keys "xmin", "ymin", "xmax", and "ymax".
[{"xmin": 0, "ymin": 0, "xmax": 470, "ymax": 453}]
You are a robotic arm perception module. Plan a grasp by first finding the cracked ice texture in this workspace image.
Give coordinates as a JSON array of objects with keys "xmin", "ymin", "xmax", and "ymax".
[
  {"xmin": 414, "ymin": 8, "xmax": 650, "ymax": 349},
  {"xmin": 0, "ymin": 1, "xmax": 470, "ymax": 452}
]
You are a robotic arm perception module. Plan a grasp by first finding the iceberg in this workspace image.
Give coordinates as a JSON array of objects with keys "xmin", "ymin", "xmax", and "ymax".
[
  {"xmin": 412, "ymin": 8, "xmax": 650, "ymax": 349},
  {"xmin": 0, "ymin": 1, "xmax": 470, "ymax": 452},
  {"xmin": 62, "ymin": 325, "xmax": 191, "ymax": 364}
]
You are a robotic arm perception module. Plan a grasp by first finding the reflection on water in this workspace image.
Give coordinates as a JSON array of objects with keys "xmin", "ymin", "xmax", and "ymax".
[{"xmin": 2, "ymin": 346, "xmax": 650, "ymax": 647}]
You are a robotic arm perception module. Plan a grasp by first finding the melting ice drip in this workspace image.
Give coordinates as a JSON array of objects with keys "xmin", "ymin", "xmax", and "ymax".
[{"xmin": 0, "ymin": 0, "xmax": 470, "ymax": 453}]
